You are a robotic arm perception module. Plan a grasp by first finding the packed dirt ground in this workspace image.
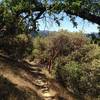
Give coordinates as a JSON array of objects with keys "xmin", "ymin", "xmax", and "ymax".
[{"xmin": 0, "ymin": 54, "xmax": 77, "ymax": 100}]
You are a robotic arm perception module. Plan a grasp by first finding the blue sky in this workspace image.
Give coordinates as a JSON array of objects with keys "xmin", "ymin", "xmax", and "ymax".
[
  {"xmin": 39, "ymin": 14, "xmax": 99, "ymax": 33},
  {"xmin": 0, "ymin": 0, "xmax": 99, "ymax": 33}
]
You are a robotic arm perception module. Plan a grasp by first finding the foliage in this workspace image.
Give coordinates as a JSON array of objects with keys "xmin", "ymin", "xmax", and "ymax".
[
  {"xmin": 56, "ymin": 62, "xmax": 100, "ymax": 97},
  {"xmin": 0, "ymin": 0, "xmax": 100, "ymax": 36},
  {"xmin": 32, "ymin": 30, "xmax": 88, "ymax": 70},
  {"xmin": 55, "ymin": 44, "xmax": 100, "ymax": 97},
  {"xmin": 0, "ymin": 34, "xmax": 33, "ymax": 59},
  {"xmin": 31, "ymin": 31, "xmax": 100, "ymax": 98},
  {"xmin": 0, "ymin": 0, "xmax": 100, "ymax": 98}
]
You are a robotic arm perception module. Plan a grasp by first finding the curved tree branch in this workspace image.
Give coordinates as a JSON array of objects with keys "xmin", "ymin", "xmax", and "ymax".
[{"xmin": 64, "ymin": 10, "xmax": 100, "ymax": 25}]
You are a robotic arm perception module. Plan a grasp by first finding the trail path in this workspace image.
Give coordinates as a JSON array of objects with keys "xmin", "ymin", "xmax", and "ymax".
[{"xmin": 0, "ymin": 55, "xmax": 76, "ymax": 100}]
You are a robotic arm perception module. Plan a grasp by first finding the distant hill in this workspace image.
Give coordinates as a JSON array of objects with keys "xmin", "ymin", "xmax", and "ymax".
[
  {"xmin": 30, "ymin": 30, "xmax": 100, "ymax": 39},
  {"xmin": 30, "ymin": 30, "xmax": 50, "ymax": 37},
  {"xmin": 86, "ymin": 32, "xmax": 100, "ymax": 39},
  {"xmin": 30, "ymin": 30, "xmax": 57, "ymax": 37}
]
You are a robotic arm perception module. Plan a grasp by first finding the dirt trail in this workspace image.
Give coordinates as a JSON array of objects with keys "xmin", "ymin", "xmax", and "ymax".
[{"xmin": 0, "ymin": 56, "xmax": 76, "ymax": 100}]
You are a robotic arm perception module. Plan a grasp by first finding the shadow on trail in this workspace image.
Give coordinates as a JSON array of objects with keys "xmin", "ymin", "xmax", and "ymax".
[
  {"xmin": 0, "ymin": 54, "xmax": 47, "ymax": 78},
  {"xmin": 0, "ymin": 75, "xmax": 42, "ymax": 100},
  {"xmin": 0, "ymin": 54, "xmax": 85, "ymax": 100}
]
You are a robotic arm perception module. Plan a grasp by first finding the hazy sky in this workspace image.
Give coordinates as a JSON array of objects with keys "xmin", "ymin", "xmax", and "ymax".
[{"xmin": 39, "ymin": 15, "xmax": 99, "ymax": 33}]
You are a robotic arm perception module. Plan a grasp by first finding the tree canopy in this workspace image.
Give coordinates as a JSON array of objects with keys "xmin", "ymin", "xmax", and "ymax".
[{"xmin": 0, "ymin": 0, "xmax": 100, "ymax": 34}]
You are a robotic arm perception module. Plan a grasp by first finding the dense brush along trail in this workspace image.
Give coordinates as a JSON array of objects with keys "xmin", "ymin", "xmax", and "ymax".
[{"xmin": 0, "ymin": 54, "xmax": 77, "ymax": 100}]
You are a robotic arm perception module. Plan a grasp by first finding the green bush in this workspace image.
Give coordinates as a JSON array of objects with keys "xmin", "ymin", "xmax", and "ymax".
[
  {"xmin": 0, "ymin": 34, "xmax": 33, "ymax": 59},
  {"xmin": 32, "ymin": 31, "xmax": 88, "ymax": 68},
  {"xmin": 55, "ymin": 44, "xmax": 100, "ymax": 97},
  {"xmin": 68, "ymin": 44, "xmax": 100, "ymax": 63},
  {"xmin": 31, "ymin": 30, "xmax": 100, "ymax": 98}
]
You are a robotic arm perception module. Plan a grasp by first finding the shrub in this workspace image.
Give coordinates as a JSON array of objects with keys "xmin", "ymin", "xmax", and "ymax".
[
  {"xmin": 32, "ymin": 31, "xmax": 88, "ymax": 71},
  {"xmin": 55, "ymin": 44, "xmax": 100, "ymax": 97},
  {"xmin": 68, "ymin": 44, "xmax": 100, "ymax": 63},
  {"xmin": 29, "ymin": 31, "xmax": 100, "ymax": 98},
  {"xmin": 31, "ymin": 31, "xmax": 100, "ymax": 98},
  {"xmin": 0, "ymin": 34, "xmax": 33, "ymax": 59}
]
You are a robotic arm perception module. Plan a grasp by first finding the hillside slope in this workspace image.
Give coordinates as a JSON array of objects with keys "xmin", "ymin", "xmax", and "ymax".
[{"xmin": 0, "ymin": 55, "xmax": 76, "ymax": 100}]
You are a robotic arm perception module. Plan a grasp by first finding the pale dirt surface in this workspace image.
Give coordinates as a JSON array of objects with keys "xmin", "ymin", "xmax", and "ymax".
[{"xmin": 0, "ymin": 57, "xmax": 76, "ymax": 100}]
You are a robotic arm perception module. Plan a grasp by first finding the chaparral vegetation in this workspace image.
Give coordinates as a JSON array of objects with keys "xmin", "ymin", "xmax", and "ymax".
[{"xmin": 0, "ymin": 0, "xmax": 100, "ymax": 100}]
